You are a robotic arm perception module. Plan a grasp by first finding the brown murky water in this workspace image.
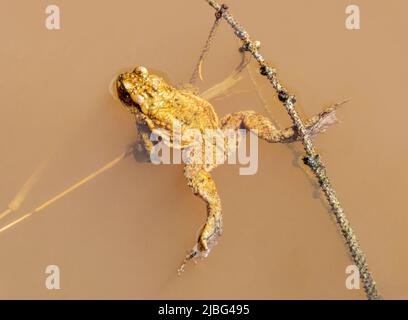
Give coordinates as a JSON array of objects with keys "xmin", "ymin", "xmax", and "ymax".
[{"xmin": 0, "ymin": 0, "xmax": 407, "ymax": 299}]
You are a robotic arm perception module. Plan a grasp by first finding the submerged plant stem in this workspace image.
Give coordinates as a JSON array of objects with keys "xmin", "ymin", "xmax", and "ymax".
[
  {"xmin": 0, "ymin": 152, "xmax": 128, "ymax": 234},
  {"xmin": 203, "ymin": 0, "xmax": 380, "ymax": 299}
]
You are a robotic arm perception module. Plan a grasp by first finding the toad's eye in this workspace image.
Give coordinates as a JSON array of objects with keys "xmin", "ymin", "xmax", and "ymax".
[{"xmin": 134, "ymin": 66, "xmax": 149, "ymax": 78}]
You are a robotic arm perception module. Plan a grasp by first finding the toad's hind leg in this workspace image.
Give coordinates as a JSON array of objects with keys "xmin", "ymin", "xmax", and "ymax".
[
  {"xmin": 181, "ymin": 164, "xmax": 222, "ymax": 267},
  {"xmin": 221, "ymin": 105, "xmax": 340, "ymax": 143}
]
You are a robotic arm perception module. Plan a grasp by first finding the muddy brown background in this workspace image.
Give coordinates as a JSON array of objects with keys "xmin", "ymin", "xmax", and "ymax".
[{"xmin": 0, "ymin": 0, "xmax": 406, "ymax": 299}]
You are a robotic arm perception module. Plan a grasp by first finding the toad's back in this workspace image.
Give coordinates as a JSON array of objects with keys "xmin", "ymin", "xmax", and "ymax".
[{"xmin": 151, "ymin": 89, "xmax": 220, "ymax": 134}]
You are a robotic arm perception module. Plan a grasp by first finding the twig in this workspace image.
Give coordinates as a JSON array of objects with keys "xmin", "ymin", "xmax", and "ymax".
[
  {"xmin": 203, "ymin": 0, "xmax": 381, "ymax": 299},
  {"xmin": 190, "ymin": 13, "xmax": 223, "ymax": 84}
]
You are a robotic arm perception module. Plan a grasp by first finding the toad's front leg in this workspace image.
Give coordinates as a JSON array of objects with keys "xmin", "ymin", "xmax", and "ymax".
[
  {"xmin": 129, "ymin": 120, "xmax": 156, "ymax": 163},
  {"xmin": 179, "ymin": 164, "xmax": 222, "ymax": 274}
]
